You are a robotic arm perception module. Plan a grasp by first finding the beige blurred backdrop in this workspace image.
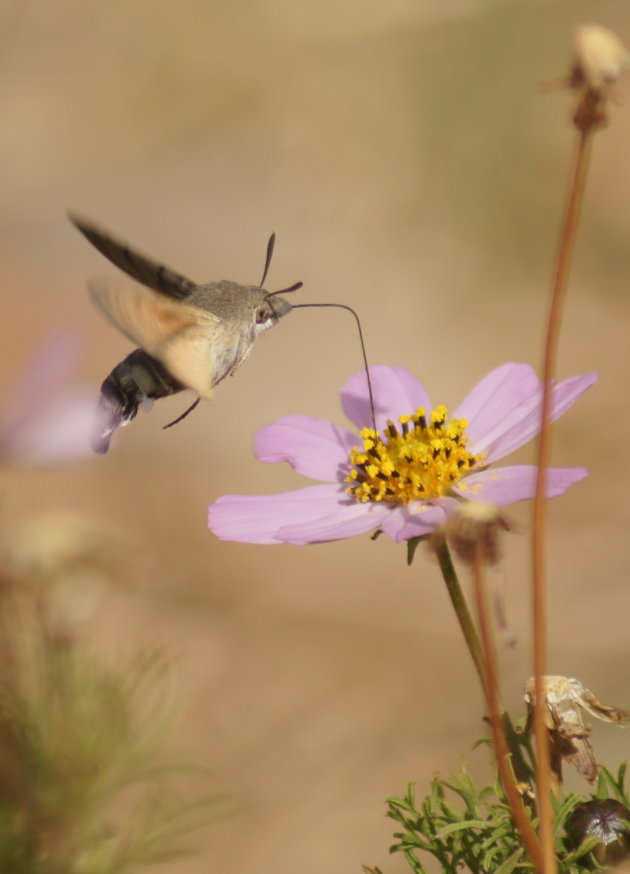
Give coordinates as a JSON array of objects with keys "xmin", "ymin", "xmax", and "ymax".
[{"xmin": 2, "ymin": 0, "xmax": 630, "ymax": 871}]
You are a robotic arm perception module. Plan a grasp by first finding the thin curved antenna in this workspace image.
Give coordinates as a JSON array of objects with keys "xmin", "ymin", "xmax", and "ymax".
[
  {"xmin": 162, "ymin": 397, "xmax": 201, "ymax": 430},
  {"xmin": 260, "ymin": 233, "xmax": 276, "ymax": 287},
  {"xmin": 268, "ymin": 281, "xmax": 303, "ymax": 296},
  {"xmin": 292, "ymin": 302, "xmax": 377, "ymax": 435}
]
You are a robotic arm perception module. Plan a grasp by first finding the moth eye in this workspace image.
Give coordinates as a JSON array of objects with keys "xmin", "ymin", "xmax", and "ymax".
[{"xmin": 255, "ymin": 306, "xmax": 269, "ymax": 324}]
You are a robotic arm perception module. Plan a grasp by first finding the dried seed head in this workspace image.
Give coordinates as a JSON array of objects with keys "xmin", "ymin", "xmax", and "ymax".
[
  {"xmin": 568, "ymin": 25, "xmax": 628, "ymax": 132},
  {"xmin": 524, "ymin": 676, "xmax": 630, "ymax": 784},
  {"xmin": 572, "ymin": 24, "xmax": 629, "ymax": 91},
  {"xmin": 446, "ymin": 501, "xmax": 512, "ymax": 567},
  {"xmin": 567, "ymin": 799, "xmax": 630, "ymax": 867}
]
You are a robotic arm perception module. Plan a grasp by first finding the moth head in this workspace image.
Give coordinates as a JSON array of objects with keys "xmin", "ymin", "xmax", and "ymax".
[{"xmin": 255, "ymin": 292, "xmax": 293, "ymax": 333}]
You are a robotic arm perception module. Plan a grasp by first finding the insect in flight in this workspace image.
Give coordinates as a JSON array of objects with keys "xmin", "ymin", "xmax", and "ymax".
[{"xmin": 71, "ymin": 215, "xmax": 304, "ymax": 454}]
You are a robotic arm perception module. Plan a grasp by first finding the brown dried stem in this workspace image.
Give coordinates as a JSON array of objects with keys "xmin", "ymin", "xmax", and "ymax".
[
  {"xmin": 532, "ymin": 98, "xmax": 602, "ymax": 874},
  {"xmin": 471, "ymin": 547, "xmax": 544, "ymax": 871}
]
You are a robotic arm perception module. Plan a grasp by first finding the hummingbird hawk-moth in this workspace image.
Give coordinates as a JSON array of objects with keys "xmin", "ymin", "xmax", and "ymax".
[{"xmin": 71, "ymin": 215, "xmax": 301, "ymax": 454}]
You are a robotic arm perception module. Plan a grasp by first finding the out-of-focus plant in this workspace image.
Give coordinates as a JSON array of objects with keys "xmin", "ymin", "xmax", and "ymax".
[
  {"xmin": 0, "ymin": 514, "xmax": 224, "ymax": 874},
  {"xmin": 0, "ymin": 329, "xmax": 96, "ymax": 467}
]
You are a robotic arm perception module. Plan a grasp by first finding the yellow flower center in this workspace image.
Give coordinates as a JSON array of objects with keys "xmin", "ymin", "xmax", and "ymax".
[{"xmin": 345, "ymin": 406, "xmax": 483, "ymax": 504}]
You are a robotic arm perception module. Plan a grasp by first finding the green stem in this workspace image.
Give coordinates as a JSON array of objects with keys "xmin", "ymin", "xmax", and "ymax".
[{"xmin": 433, "ymin": 536, "xmax": 487, "ymax": 690}]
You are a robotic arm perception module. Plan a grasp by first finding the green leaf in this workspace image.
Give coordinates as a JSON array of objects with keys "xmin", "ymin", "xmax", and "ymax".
[
  {"xmin": 493, "ymin": 847, "xmax": 525, "ymax": 874},
  {"xmin": 437, "ymin": 819, "xmax": 493, "ymax": 837}
]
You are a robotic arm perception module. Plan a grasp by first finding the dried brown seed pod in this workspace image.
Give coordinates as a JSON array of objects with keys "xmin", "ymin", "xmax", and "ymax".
[{"xmin": 524, "ymin": 676, "xmax": 630, "ymax": 784}]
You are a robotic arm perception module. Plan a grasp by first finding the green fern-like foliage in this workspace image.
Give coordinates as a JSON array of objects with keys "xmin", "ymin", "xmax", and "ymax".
[{"xmin": 381, "ymin": 760, "xmax": 629, "ymax": 874}]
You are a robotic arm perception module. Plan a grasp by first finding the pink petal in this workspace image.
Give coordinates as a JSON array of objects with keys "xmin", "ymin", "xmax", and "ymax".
[
  {"xmin": 341, "ymin": 366, "xmax": 432, "ymax": 434},
  {"xmin": 0, "ymin": 329, "xmax": 96, "ymax": 466},
  {"xmin": 3, "ymin": 328, "xmax": 84, "ymax": 411},
  {"xmin": 208, "ymin": 484, "xmax": 388, "ymax": 545},
  {"xmin": 254, "ymin": 416, "xmax": 357, "ymax": 482},
  {"xmin": 0, "ymin": 391, "xmax": 97, "ymax": 466},
  {"xmin": 455, "ymin": 366, "xmax": 597, "ymax": 462},
  {"xmin": 380, "ymin": 498, "xmax": 458, "ymax": 542},
  {"xmin": 276, "ymin": 498, "xmax": 391, "ymax": 545},
  {"xmin": 453, "ymin": 364, "xmax": 537, "ymax": 438},
  {"xmin": 453, "ymin": 465, "xmax": 588, "ymax": 505}
]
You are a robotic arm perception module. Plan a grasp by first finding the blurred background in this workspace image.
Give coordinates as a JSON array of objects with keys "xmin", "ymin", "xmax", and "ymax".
[{"xmin": 2, "ymin": 0, "xmax": 630, "ymax": 871}]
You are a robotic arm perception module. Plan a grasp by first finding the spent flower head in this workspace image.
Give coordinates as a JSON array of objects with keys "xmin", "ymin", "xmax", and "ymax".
[
  {"xmin": 444, "ymin": 501, "xmax": 514, "ymax": 567},
  {"xmin": 571, "ymin": 24, "xmax": 629, "ymax": 93},
  {"xmin": 208, "ymin": 363, "xmax": 596, "ymax": 545},
  {"xmin": 569, "ymin": 24, "xmax": 628, "ymax": 131},
  {"xmin": 524, "ymin": 676, "xmax": 630, "ymax": 785},
  {"xmin": 567, "ymin": 799, "xmax": 630, "ymax": 867}
]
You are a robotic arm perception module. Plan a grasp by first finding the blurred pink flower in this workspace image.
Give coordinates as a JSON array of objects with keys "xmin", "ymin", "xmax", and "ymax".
[
  {"xmin": 0, "ymin": 329, "xmax": 96, "ymax": 466},
  {"xmin": 208, "ymin": 364, "xmax": 597, "ymax": 545}
]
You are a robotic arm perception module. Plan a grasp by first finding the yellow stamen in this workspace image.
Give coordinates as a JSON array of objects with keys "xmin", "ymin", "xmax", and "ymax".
[{"xmin": 346, "ymin": 406, "xmax": 483, "ymax": 504}]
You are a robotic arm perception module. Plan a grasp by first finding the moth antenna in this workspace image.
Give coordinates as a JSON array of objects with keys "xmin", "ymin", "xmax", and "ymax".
[
  {"xmin": 162, "ymin": 397, "xmax": 201, "ymax": 430},
  {"xmin": 260, "ymin": 232, "xmax": 276, "ymax": 287},
  {"xmin": 268, "ymin": 281, "xmax": 303, "ymax": 296},
  {"xmin": 292, "ymin": 302, "xmax": 377, "ymax": 435}
]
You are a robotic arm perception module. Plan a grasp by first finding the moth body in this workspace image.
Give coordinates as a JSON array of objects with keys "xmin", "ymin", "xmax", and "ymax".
[{"xmin": 94, "ymin": 350, "xmax": 184, "ymax": 454}]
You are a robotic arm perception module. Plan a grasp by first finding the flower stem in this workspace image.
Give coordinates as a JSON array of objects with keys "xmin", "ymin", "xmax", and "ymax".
[
  {"xmin": 470, "ymin": 547, "xmax": 544, "ymax": 872},
  {"xmin": 433, "ymin": 535, "xmax": 487, "ymax": 690},
  {"xmin": 532, "ymin": 117, "xmax": 597, "ymax": 873}
]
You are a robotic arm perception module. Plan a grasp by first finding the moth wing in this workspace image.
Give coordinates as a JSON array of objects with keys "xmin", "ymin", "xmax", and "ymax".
[
  {"xmin": 89, "ymin": 278, "xmax": 220, "ymax": 398},
  {"xmin": 572, "ymin": 683, "xmax": 630, "ymax": 725},
  {"xmin": 71, "ymin": 214, "xmax": 197, "ymax": 300},
  {"xmin": 159, "ymin": 325, "xmax": 227, "ymax": 399}
]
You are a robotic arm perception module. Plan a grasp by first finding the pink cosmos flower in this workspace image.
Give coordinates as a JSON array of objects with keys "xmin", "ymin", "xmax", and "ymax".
[
  {"xmin": 0, "ymin": 329, "xmax": 96, "ymax": 466},
  {"xmin": 208, "ymin": 364, "xmax": 597, "ymax": 545}
]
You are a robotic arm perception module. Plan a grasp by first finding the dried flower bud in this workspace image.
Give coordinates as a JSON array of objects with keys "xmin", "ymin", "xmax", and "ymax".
[
  {"xmin": 516, "ymin": 781, "xmax": 536, "ymax": 805},
  {"xmin": 571, "ymin": 25, "xmax": 629, "ymax": 92},
  {"xmin": 445, "ymin": 502, "xmax": 513, "ymax": 567},
  {"xmin": 568, "ymin": 25, "xmax": 629, "ymax": 131},
  {"xmin": 524, "ymin": 676, "xmax": 630, "ymax": 784},
  {"xmin": 567, "ymin": 799, "xmax": 630, "ymax": 867}
]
